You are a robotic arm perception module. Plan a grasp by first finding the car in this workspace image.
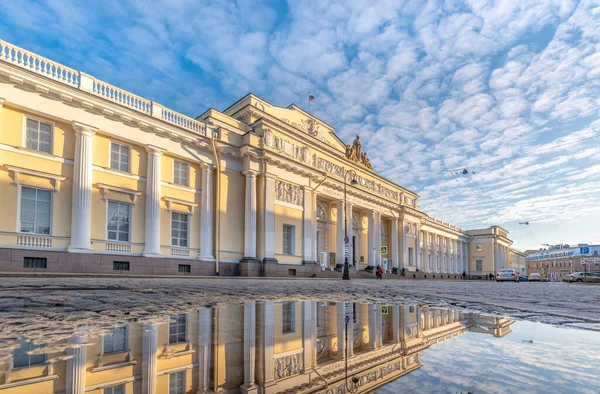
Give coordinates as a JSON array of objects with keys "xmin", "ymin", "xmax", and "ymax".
[
  {"xmin": 496, "ymin": 269, "xmax": 519, "ymax": 282},
  {"xmin": 565, "ymin": 272, "xmax": 587, "ymax": 282},
  {"xmin": 528, "ymin": 273, "xmax": 542, "ymax": 282},
  {"xmin": 518, "ymin": 276, "xmax": 529, "ymax": 282}
]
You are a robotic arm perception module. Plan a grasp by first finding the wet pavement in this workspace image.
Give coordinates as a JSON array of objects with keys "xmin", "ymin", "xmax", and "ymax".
[{"xmin": 0, "ymin": 285, "xmax": 599, "ymax": 393}]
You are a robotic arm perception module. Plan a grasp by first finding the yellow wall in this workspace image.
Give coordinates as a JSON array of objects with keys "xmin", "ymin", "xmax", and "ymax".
[
  {"xmin": 274, "ymin": 204, "xmax": 303, "ymax": 264},
  {"xmin": 274, "ymin": 302, "xmax": 304, "ymax": 354},
  {"xmin": 218, "ymin": 168, "xmax": 244, "ymax": 261}
]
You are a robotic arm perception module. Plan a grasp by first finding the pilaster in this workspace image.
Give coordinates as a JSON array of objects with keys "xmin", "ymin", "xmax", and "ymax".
[
  {"xmin": 142, "ymin": 323, "xmax": 158, "ymax": 394},
  {"xmin": 66, "ymin": 328, "xmax": 87, "ymax": 394},
  {"xmin": 241, "ymin": 302, "xmax": 257, "ymax": 393},
  {"xmin": 142, "ymin": 145, "xmax": 164, "ymax": 257},
  {"xmin": 262, "ymin": 174, "xmax": 277, "ymax": 264},
  {"xmin": 199, "ymin": 164, "xmax": 214, "ymax": 260},
  {"xmin": 198, "ymin": 308, "xmax": 212, "ymax": 394},
  {"xmin": 336, "ymin": 302, "xmax": 346, "ymax": 360},
  {"xmin": 242, "ymin": 170, "xmax": 258, "ymax": 261},
  {"xmin": 302, "ymin": 187, "xmax": 315, "ymax": 264},
  {"xmin": 336, "ymin": 200, "xmax": 344, "ymax": 269},
  {"xmin": 391, "ymin": 218, "xmax": 399, "ymax": 273},
  {"xmin": 416, "ymin": 225, "xmax": 422, "ymax": 271},
  {"xmin": 367, "ymin": 210, "xmax": 375, "ymax": 271}
]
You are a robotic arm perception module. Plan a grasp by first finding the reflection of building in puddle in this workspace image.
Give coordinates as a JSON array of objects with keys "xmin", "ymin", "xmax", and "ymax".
[{"xmin": 0, "ymin": 303, "xmax": 514, "ymax": 394}]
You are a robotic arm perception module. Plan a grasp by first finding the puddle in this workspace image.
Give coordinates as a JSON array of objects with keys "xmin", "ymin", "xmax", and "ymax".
[{"xmin": 0, "ymin": 301, "xmax": 598, "ymax": 393}]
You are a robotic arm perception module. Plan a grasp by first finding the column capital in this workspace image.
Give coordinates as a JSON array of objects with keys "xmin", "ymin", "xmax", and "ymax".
[
  {"xmin": 145, "ymin": 144, "xmax": 165, "ymax": 155},
  {"xmin": 200, "ymin": 162, "xmax": 214, "ymax": 171},
  {"xmin": 242, "ymin": 169, "xmax": 258, "ymax": 177},
  {"xmin": 264, "ymin": 172, "xmax": 278, "ymax": 181},
  {"xmin": 71, "ymin": 121, "xmax": 97, "ymax": 136},
  {"xmin": 0, "ymin": 97, "xmax": 5, "ymax": 108}
]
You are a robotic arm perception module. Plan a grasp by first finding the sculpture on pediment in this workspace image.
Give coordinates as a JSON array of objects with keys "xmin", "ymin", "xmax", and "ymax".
[
  {"xmin": 345, "ymin": 136, "xmax": 373, "ymax": 170},
  {"xmin": 304, "ymin": 118, "xmax": 320, "ymax": 137}
]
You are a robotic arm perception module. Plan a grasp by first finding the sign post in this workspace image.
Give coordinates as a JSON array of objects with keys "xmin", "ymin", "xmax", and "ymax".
[{"xmin": 380, "ymin": 305, "xmax": 389, "ymax": 315}]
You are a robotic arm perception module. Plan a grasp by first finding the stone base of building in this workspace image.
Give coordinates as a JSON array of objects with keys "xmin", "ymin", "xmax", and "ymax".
[{"xmin": 239, "ymin": 258, "xmax": 262, "ymax": 277}]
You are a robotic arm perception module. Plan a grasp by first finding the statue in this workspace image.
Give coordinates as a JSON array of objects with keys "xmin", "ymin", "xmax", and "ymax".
[{"xmin": 345, "ymin": 135, "xmax": 373, "ymax": 170}]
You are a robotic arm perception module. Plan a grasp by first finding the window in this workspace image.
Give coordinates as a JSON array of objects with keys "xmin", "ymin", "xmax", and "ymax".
[
  {"xmin": 171, "ymin": 212, "xmax": 189, "ymax": 247},
  {"xmin": 113, "ymin": 261, "xmax": 130, "ymax": 271},
  {"xmin": 409, "ymin": 306, "xmax": 415, "ymax": 313},
  {"xmin": 353, "ymin": 303, "xmax": 357, "ymax": 323},
  {"xmin": 317, "ymin": 302, "xmax": 328, "ymax": 329},
  {"xmin": 178, "ymin": 264, "xmax": 191, "ymax": 273},
  {"xmin": 24, "ymin": 257, "xmax": 47, "ymax": 268},
  {"xmin": 173, "ymin": 161, "xmax": 189, "ymax": 186},
  {"xmin": 282, "ymin": 302, "xmax": 295, "ymax": 334},
  {"xmin": 283, "ymin": 224, "xmax": 295, "ymax": 255},
  {"xmin": 107, "ymin": 201, "xmax": 131, "ymax": 242},
  {"xmin": 103, "ymin": 326, "xmax": 128, "ymax": 354},
  {"xmin": 103, "ymin": 385, "xmax": 125, "ymax": 394},
  {"xmin": 476, "ymin": 244, "xmax": 482, "ymax": 252},
  {"xmin": 110, "ymin": 142, "xmax": 130, "ymax": 172},
  {"xmin": 169, "ymin": 314, "xmax": 187, "ymax": 344},
  {"xmin": 169, "ymin": 371, "xmax": 186, "ymax": 394},
  {"xmin": 25, "ymin": 117, "xmax": 52, "ymax": 153},
  {"xmin": 476, "ymin": 260, "xmax": 483, "ymax": 271},
  {"xmin": 20, "ymin": 186, "xmax": 52, "ymax": 235},
  {"xmin": 13, "ymin": 339, "xmax": 46, "ymax": 368},
  {"xmin": 408, "ymin": 247, "xmax": 414, "ymax": 266}
]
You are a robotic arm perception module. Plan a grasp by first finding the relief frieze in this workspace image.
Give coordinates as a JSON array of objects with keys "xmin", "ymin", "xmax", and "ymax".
[
  {"xmin": 263, "ymin": 128, "xmax": 310, "ymax": 163},
  {"xmin": 275, "ymin": 180, "xmax": 303, "ymax": 207}
]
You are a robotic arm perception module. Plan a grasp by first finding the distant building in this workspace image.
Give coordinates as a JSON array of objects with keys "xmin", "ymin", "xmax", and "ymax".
[
  {"xmin": 509, "ymin": 248, "xmax": 526, "ymax": 274},
  {"xmin": 525, "ymin": 244, "xmax": 600, "ymax": 280}
]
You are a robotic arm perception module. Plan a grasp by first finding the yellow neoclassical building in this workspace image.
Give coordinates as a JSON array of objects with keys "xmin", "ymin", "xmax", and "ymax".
[
  {"xmin": 0, "ymin": 301, "xmax": 513, "ymax": 394},
  {"xmin": 0, "ymin": 39, "xmax": 516, "ymax": 278}
]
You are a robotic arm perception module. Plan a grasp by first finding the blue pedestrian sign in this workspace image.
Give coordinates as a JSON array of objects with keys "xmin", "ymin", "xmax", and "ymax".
[{"xmin": 580, "ymin": 247, "xmax": 590, "ymax": 255}]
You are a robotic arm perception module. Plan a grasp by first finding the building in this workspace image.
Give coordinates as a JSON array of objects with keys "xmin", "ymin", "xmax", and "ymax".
[
  {"xmin": 0, "ymin": 301, "xmax": 514, "ymax": 394},
  {"xmin": 525, "ymin": 244, "xmax": 600, "ymax": 280},
  {"xmin": 0, "ymin": 39, "xmax": 512, "ymax": 277},
  {"xmin": 509, "ymin": 248, "xmax": 526, "ymax": 274}
]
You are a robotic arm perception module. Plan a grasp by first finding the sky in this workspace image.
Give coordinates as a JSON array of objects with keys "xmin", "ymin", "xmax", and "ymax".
[{"xmin": 1, "ymin": 0, "xmax": 599, "ymax": 251}]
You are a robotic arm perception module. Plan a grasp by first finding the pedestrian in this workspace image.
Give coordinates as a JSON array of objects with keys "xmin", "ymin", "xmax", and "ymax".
[
  {"xmin": 489, "ymin": 272, "xmax": 494, "ymax": 281},
  {"xmin": 376, "ymin": 265, "xmax": 383, "ymax": 280},
  {"xmin": 485, "ymin": 274, "xmax": 488, "ymax": 281},
  {"xmin": 462, "ymin": 271, "xmax": 466, "ymax": 280}
]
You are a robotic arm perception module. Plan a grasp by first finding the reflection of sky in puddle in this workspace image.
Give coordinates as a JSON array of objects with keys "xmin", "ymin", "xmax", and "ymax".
[{"xmin": 0, "ymin": 301, "xmax": 598, "ymax": 393}]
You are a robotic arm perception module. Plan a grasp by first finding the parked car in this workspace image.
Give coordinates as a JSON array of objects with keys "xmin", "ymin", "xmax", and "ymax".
[
  {"xmin": 565, "ymin": 272, "xmax": 587, "ymax": 282},
  {"xmin": 496, "ymin": 269, "xmax": 519, "ymax": 282},
  {"xmin": 518, "ymin": 276, "xmax": 529, "ymax": 282},
  {"xmin": 528, "ymin": 273, "xmax": 542, "ymax": 282}
]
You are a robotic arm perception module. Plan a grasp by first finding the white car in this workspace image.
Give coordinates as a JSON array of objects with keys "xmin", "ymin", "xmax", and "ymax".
[
  {"xmin": 565, "ymin": 272, "xmax": 587, "ymax": 283},
  {"xmin": 496, "ymin": 269, "xmax": 519, "ymax": 282},
  {"xmin": 528, "ymin": 273, "xmax": 542, "ymax": 282}
]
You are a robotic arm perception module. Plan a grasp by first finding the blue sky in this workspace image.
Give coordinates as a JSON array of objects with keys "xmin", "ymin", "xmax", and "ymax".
[{"xmin": 1, "ymin": 0, "xmax": 599, "ymax": 251}]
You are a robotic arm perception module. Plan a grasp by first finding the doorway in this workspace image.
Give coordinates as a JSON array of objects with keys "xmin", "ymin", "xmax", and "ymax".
[{"xmin": 352, "ymin": 235, "xmax": 357, "ymax": 266}]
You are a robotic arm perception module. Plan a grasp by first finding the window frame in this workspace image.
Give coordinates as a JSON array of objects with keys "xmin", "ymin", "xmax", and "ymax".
[
  {"xmin": 109, "ymin": 141, "xmax": 132, "ymax": 173},
  {"xmin": 106, "ymin": 200, "xmax": 132, "ymax": 243},
  {"xmin": 282, "ymin": 224, "xmax": 295, "ymax": 255},
  {"xmin": 18, "ymin": 185, "xmax": 53, "ymax": 235},
  {"xmin": 23, "ymin": 115, "xmax": 54, "ymax": 154},
  {"xmin": 102, "ymin": 325, "xmax": 129, "ymax": 355},
  {"xmin": 168, "ymin": 313, "xmax": 188, "ymax": 345},
  {"xmin": 12, "ymin": 339, "xmax": 47, "ymax": 369},
  {"xmin": 170, "ymin": 211, "xmax": 190, "ymax": 248},
  {"xmin": 476, "ymin": 259, "xmax": 483, "ymax": 271},
  {"xmin": 169, "ymin": 370, "xmax": 186, "ymax": 394},
  {"xmin": 173, "ymin": 160, "xmax": 189, "ymax": 187},
  {"xmin": 282, "ymin": 302, "xmax": 296, "ymax": 334},
  {"xmin": 103, "ymin": 384, "xmax": 125, "ymax": 394}
]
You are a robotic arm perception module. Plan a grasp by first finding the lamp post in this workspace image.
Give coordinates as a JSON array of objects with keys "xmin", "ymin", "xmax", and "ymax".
[{"xmin": 343, "ymin": 169, "xmax": 358, "ymax": 281}]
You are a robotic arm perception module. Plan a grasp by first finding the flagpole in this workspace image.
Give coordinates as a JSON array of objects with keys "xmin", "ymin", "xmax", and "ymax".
[{"xmin": 308, "ymin": 91, "xmax": 311, "ymax": 113}]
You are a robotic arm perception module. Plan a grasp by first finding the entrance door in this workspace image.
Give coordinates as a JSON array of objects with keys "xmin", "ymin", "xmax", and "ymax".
[{"xmin": 352, "ymin": 235, "xmax": 357, "ymax": 266}]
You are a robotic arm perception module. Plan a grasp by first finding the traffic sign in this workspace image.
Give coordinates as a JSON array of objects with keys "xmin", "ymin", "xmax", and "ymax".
[
  {"xmin": 345, "ymin": 315, "xmax": 350, "ymax": 324},
  {"xmin": 344, "ymin": 244, "xmax": 351, "ymax": 258},
  {"xmin": 580, "ymin": 247, "xmax": 590, "ymax": 255},
  {"xmin": 380, "ymin": 245, "xmax": 388, "ymax": 254},
  {"xmin": 344, "ymin": 236, "xmax": 350, "ymax": 244},
  {"xmin": 380, "ymin": 305, "xmax": 389, "ymax": 314}
]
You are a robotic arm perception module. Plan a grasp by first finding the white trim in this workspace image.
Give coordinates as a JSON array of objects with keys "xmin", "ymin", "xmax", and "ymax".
[
  {"xmin": 84, "ymin": 376, "xmax": 139, "ymax": 391},
  {"xmin": 161, "ymin": 181, "xmax": 201, "ymax": 194},
  {"xmin": 100, "ymin": 325, "xmax": 130, "ymax": 356},
  {"xmin": 0, "ymin": 143, "xmax": 74, "ymax": 164},
  {"xmin": 157, "ymin": 364, "xmax": 194, "ymax": 377},
  {"xmin": 275, "ymin": 200, "xmax": 304, "ymax": 211},
  {"xmin": 93, "ymin": 165, "xmax": 146, "ymax": 181},
  {"xmin": 17, "ymin": 184, "xmax": 54, "ymax": 236},
  {"xmin": 109, "ymin": 140, "xmax": 132, "ymax": 173},
  {"xmin": 163, "ymin": 197, "xmax": 198, "ymax": 214},
  {"xmin": 97, "ymin": 183, "xmax": 142, "ymax": 205},
  {"xmin": 170, "ymin": 210, "xmax": 190, "ymax": 248},
  {"xmin": 4, "ymin": 164, "xmax": 67, "ymax": 192},
  {"xmin": 22, "ymin": 114, "xmax": 54, "ymax": 155},
  {"xmin": 105, "ymin": 200, "xmax": 132, "ymax": 244}
]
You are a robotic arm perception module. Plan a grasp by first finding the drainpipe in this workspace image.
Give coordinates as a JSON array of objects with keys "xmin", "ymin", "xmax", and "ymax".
[{"xmin": 211, "ymin": 131, "xmax": 221, "ymax": 276}]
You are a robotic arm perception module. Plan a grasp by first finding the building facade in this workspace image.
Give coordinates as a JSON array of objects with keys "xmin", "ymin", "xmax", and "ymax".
[
  {"xmin": 0, "ymin": 39, "xmax": 512, "ymax": 277},
  {"xmin": 525, "ymin": 244, "xmax": 600, "ymax": 280},
  {"xmin": 0, "ymin": 301, "xmax": 514, "ymax": 394}
]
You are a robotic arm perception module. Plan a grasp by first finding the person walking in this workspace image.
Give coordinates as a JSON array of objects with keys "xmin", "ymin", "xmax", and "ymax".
[
  {"xmin": 462, "ymin": 271, "xmax": 466, "ymax": 280},
  {"xmin": 376, "ymin": 265, "xmax": 383, "ymax": 280}
]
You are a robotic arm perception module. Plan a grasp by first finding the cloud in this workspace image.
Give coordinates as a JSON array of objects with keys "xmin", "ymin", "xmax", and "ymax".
[{"xmin": 1, "ymin": 0, "xmax": 599, "ymax": 249}]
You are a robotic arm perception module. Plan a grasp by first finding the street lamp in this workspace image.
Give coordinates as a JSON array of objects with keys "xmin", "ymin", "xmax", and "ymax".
[
  {"xmin": 344, "ymin": 315, "xmax": 359, "ymax": 392},
  {"xmin": 343, "ymin": 169, "xmax": 358, "ymax": 281}
]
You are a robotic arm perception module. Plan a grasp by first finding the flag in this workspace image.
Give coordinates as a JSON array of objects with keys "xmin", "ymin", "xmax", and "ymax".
[{"xmin": 308, "ymin": 94, "xmax": 315, "ymax": 102}]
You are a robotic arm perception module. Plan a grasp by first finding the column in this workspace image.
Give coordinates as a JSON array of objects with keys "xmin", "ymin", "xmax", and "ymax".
[
  {"xmin": 368, "ymin": 304, "xmax": 377, "ymax": 349},
  {"xmin": 375, "ymin": 212, "xmax": 382, "ymax": 267},
  {"xmin": 336, "ymin": 302, "xmax": 346, "ymax": 360},
  {"xmin": 422, "ymin": 230, "xmax": 428, "ymax": 272},
  {"xmin": 416, "ymin": 306, "xmax": 422, "ymax": 337},
  {"xmin": 303, "ymin": 302, "xmax": 313, "ymax": 369},
  {"xmin": 242, "ymin": 171, "xmax": 258, "ymax": 261},
  {"xmin": 458, "ymin": 241, "xmax": 463, "ymax": 274},
  {"xmin": 198, "ymin": 308, "xmax": 212, "ymax": 394},
  {"xmin": 143, "ymin": 145, "xmax": 163, "ymax": 256},
  {"xmin": 311, "ymin": 192, "xmax": 318, "ymax": 262},
  {"xmin": 432, "ymin": 234, "xmax": 438, "ymax": 273},
  {"xmin": 392, "ymin": 218, "xmax": 399, "ymax": 273},
  {"xmin": 66, "ymin": 328, "xmax": 87, "ymax": 394},
  {"xmin": 416, "ymin": 226, "xmax": 422, "ymax": 271},
  {"xmin": 242, "ymin": 302, "xmax": 256, "ymax": 392},
  {"xmin": 399, "ymin": 306, "xmax": 408, "ymax": 341},
  {"xmin": 68, "ymin": 123, "xmax": 96, "ymax": 252},
  {"xmin": 464, "ymin": 241, "xmax": 469, "ymax": 274},
  {"xmin": 452, "ymin": 240, "xmax": 457, "ymax": 274},
  {"xmin": 392, "ymin": 306, "xmax": 400, "ymax": 343},
  {"xmin": 376, "ymin": 305, "xmax": 383, "ymax": 348},
  {"xmin": 310, "ymin": 301, "xmax": 318, "ymax": 369},
  {"xmin": 439, "ymin": 237, "xmax": 444, "ymax": 273},
  {"xmin": 424, "ymin": 308, "xmax": 431, "ymax": 331},
  {"xmin": 345, "ymin": 202, "xmax": 354, "ymax": 268},
  {"xmin": 199, "ymin": 164, "xmax": 214, "ymax": 260},
  {"xmin": 302, "ymin": 187, "xmax": 314, "ymax": 264},
  {"xmin": 142, "ymin": 323, "xmax": 158, "ymax": 394},
  {"xmin": 257, "ymin": 301, "xmax": 275, "ymax": 386},
  {"xmin": 443, "ymin": 238, "xmax": 448, "ymax": 273},
  {"xmin": 367, "ymin": 211, "xmax": 375, "ymax": 270},
  {"xmin": 400, "ymin": 219, "xmax": 407, "ymax": 270},
  {"xmin": 336, "ymin": 200, "xmax": 345, "ymax": 268},
  {"xmin": 262, "ymin": 175, "xmax": 277, "ymax": 263}
]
